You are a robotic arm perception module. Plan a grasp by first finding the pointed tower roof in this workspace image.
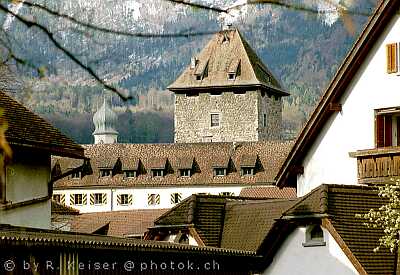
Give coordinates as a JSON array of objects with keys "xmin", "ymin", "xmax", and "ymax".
[
  {"xmin": 93, "ymin": 98, "xmax": 118, "ymax": 135},
  {"xmin": 168, "ymin": 28, "xmax": 289, "ymax": 96}
]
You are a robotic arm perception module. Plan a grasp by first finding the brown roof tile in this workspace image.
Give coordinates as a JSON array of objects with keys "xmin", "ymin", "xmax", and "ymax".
[
  {"xmin": 1, "ymin": 91, "xmax": 84, "ymax": 158},
  {"xmin": 70, "ymin": 209, "xmax": 168, "ymax": 237},
  {"xmin": 51, "ymin": 201, "xmax": 80, "ymax": 215},
  {"xmin": 168, "ymin": 29, "xmax": 288, "ymax": 96},
  {"xmin": 54, "ymin": 141, "xmax": 293, "ymax": 188},
  {"xmin": 239, "ymin": 186, "xmax": 296, "ymax": 199}
]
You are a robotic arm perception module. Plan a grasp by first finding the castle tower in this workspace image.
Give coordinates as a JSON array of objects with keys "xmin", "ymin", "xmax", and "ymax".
[
  {"xmin": 93, "ymin": 98, "xmax": 118, "ymax": 144},
  {"xmin": 168, "ymin": 28, "xmax": 289, "ymax": 143}
]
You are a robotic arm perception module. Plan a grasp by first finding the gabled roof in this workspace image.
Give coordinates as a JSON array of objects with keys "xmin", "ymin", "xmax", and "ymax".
[
  {"xmin": 271, "ymin": 184, "xmax": 394, "ymax": 275},
  {"xmin": 70, "ymin": 209, "xmax": 168, "ymax": 237},
  {"xmin": 152, "ymin": 194, "xmax": 297, "ymax": 252},
  {"xmin": 54, "ymin": 141, "xmax": 293, "ymax": 188},
  {"xmin": 1, "ymin": 91, "xmax": 84, "ymax": 158},
  {"xmin": 168, "ymin": 28, "xmax": 289, "ymax": 96},
  {"xmin": 275, "ymin": 0, "xmax": 400, "ymax": 187}
]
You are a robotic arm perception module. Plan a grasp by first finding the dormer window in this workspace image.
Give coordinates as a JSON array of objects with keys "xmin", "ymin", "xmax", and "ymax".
[
  {"xmin": 242, "ymin": 167, "xmax": 254, "ymax": 176},
  {"xmin": 100, "ymin": 169, "xmax": 112, "ymax": 177},
  {"xmin": 180, "ymin": 169, "xmax": 191, "ymax": 177},
  {"xmin": 214, "ymin": 168, "xmax": 226, "ymax": 177},
  {"xmin": 124, "ymin": 170, "xmax": 136, "ymax": 178},
  {"xmin": 71, "ymin": 171, "xmax": 81, "ymax": 179},
  {"xmin": 152, "ymin": 169, "xmax": 164, "ymax": 177},
  {"xmin": 303, "ymin": 225, "xmax": 326, "ymax": 247}
]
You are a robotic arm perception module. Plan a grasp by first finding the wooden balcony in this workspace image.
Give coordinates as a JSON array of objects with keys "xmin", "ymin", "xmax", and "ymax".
[{"xmin": 349, "ymin": 147, "xmax": 400, "ymax": 184}]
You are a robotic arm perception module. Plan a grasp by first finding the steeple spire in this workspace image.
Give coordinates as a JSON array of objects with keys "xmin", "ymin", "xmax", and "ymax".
[{"xmin": 92, "ymin": 95, "xmax": 119, "ymax": 144}]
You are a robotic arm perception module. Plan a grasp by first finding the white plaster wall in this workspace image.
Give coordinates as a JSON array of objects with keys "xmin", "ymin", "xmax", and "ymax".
[
  {"xmin": 0, "ymin": 200, "xmax": 51, "ymax": 229},
  {"xmin": 297, "ymin": 13, "xmax": 400, "ymax": 196},
  {"xmin": 6, "ymin": 152, "xmax": 49, "ymax": 202},
  {"xmin": 264, "ymin": 227, "xmax": 358, "ymax": 275},
  {"xmin": 54, "ymin": 185, "xmax": 244, "ymax": 213}
]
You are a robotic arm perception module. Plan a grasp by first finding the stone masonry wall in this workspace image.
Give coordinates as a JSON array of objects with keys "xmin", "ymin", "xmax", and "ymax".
[
  {"xmin": 258, "ymin": 92, "xmax": 282, "ymax": 140},
  {"xmin": 175, "ymin": 90, "xmax": 282, "ymax": 143}
]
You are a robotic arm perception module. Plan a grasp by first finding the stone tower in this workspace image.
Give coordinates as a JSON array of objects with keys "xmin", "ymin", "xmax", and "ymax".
[
  {"xmin": 93, "ymin": 98, "xmax": 118, "ymax": 144},
  {"xmin": 168, "ymin": 28, "xmax": 289, "ymax": 143}
]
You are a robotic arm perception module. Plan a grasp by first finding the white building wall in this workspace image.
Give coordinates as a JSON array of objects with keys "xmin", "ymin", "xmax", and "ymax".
[
  {"xmin": 54, "ymin": 185, "xmax": 244, "ymax": 213},
  {"xmin": 0, "ymin": 200, "xmax": 51, "ymax": 229},
  {"xmin": 297, "ymin": 13, "xmax": 400, "ymax": 196},
  {"xmin": 1, "ymin": 151, "xmax": 51, "ymax": 228},
  {"xmin": 263, "ymin": 227, "xmax": 358, "ymax": 275}
]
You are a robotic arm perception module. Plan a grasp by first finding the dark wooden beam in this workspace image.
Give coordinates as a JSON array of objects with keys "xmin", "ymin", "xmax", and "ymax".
[{"xmin": 328, "ymin": 103, "xmax": 342, "ymax": 112}]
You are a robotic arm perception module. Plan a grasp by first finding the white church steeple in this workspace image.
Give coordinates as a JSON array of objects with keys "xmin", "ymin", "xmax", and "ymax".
[{"xmin": 93, "ymin": 97, "xmax": 118, "ymax": 144}]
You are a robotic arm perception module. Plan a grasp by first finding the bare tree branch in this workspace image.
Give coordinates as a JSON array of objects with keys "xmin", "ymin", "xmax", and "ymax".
[{"xmin": 0, "ymin": 2, "xmax": 132, "ymax": 100}]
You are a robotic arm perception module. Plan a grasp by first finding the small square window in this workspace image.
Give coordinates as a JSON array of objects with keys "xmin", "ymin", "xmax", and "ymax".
[
  {"xmin": 100, "ymin": 169, "xmax": 112, "ymax": 177},
  {"xmin": 148, "ymin": 194, "xmax": 160, "ymax": 205},
  {"xmin": 228, "ymin": 73, "xmax": 236, "ymax": 80},
  {"xmin": 120, "ymin": 194, "xmax": 129, "ymax": 205},
  {"xmin": 94, "ymin": 193, "xmax": 104, "ymax": 205},
  {"xmin": 196, "ymin": 75, "xmax": 202, "ymax": 81},
  {"xmin": 214, "ymin": 168, "xmax": 226, "ymax": 176},
  {"xmin": 124, "ymin": 170, "xmax": 136, "ymax": 178},
  {"xmin": 180, "ymin": 169, "xmax": 191, "ymax": 177},
  {"xmin": 74, "ymin": 194, "xmax": 83, "ymax": 205},
  {"xmin": 152, "ymin": 169, "xmax": 164, "ymax": 177},
  {"xmin": 211, "ymin": 114, "xmax": 220, "ymax": 127}
]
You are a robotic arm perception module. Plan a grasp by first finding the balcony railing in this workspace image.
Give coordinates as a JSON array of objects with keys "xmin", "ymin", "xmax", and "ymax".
[{"xmin": 349, "ymin": 147, "xmax": 400, "ymax": 184}]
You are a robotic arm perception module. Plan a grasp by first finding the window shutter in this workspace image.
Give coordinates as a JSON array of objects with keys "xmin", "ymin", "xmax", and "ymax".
[
  {"xmin": 385, "ymin": 115, "xmax": 392, "ymax": 146},
  {"xmin": 170, "ymin": 193, "xmax": 175, "ymax": 204},
  {"xmin": 377, "ymin": 115, "xmax": 385, "ymax": 147},
  {"xmin": 148, "ymin": 194, "xmax": 152, "ymax": 205},
  {"xmin": 90, "ymin": 194, "xmax": 95, "ymax": 205},
  {"xmin": 70, "ymin": 194, "xmax": 75, "ymax": 205},
  {"xmin": 386, "ymin": 43, "xmax": 398, "ymax": 73},
  {"xmin": 155, "ymin": 194, "xmax": 160, "ymax": 205},
  {"xmin": 60, "ymin": 194, "xmax": 65, "ymax": 204},
  {"xmin": 128, "ymin": 194, "xmax": 133, "ymax": 205},
  {"xmin": 117, "ymin": 194, "xmax": 121, "ymax": 205},
  {"xmin": 102, "ymin": 193, "xmax": 107, "ymax": 204},
  {"xmin": 82, "ymin": 194, "xmax": 87, "ymax": 205}
]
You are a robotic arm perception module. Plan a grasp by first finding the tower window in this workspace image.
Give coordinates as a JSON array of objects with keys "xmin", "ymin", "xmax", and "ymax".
[
  {"xmin": 263, "ymin": 114, "xmax": 267, "ymax": 127},
  {"xmin": 211, "ymin": 114, "xmax": 220, "ymax": 127},
  {"xmin": 228, "ymin": 73, "xmax": 236, "ymax": 80}
]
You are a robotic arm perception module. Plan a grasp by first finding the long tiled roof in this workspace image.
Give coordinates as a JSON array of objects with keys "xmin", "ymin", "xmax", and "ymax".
[
  {"xmin": 168, "ymin": 29, "xmax": 288, "ymax": 96},
  {"xmin": 0, "ymin": 224, "xmax": 255, "ymax": 256},
  {"xmin": 281, "ymin": 184, "xmax": 394, "ymax": 275},
  {"xmin": 1, "ymin": 91, "xmax": 84, "ymax": 158},
  {"xmin": 54, "ymin": 141, "xmax": 293, "ymax": 188},
  {"xmin": 70, "ymin": 209, "xmax": 168, "ymax": 237},
  {"xmin": 51, "ymin": 201, "xmax": 80, "ymax": 215}
]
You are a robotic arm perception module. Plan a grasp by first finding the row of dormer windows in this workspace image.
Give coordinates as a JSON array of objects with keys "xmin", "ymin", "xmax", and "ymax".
[{"xmin": 70, "ymin": 166, "xmax": 257, "ymax": 180}]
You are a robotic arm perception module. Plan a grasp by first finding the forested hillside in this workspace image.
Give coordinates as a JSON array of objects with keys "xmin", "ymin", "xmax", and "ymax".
[{"xmin": 2, "ymin": 0, "xmax": 377, "ymax": 143}]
